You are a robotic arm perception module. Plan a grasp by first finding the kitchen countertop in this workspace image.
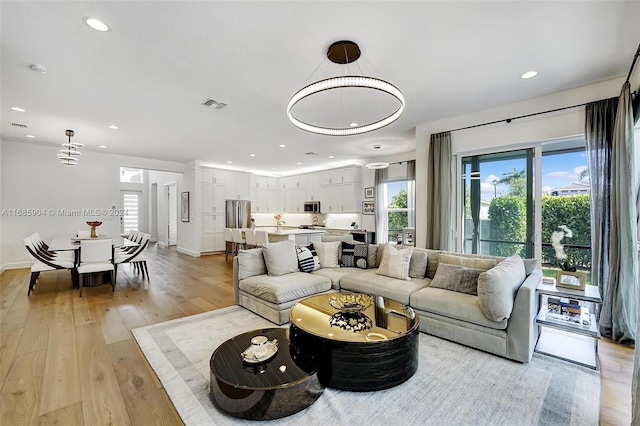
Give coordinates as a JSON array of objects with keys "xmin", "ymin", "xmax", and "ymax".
[{"xmin": 254, "ymin": 227, "xmax": 325, "ymax": 235}]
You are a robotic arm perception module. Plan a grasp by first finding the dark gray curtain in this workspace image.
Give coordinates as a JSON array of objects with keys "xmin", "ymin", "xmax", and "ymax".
[
  {"xmin": 588, "ymin": 82, "xmax": 638, "ymax": 344},
  {"xmin": 406, "ymin": 160, "xmax": 416, "ymax": 227},
  {"xmin": 375, "ymin": 167, "xmax": 389, "ymax": 243},
  {"xmin": 585, "ymin": 97, "xmax": 617, "ymax": 317},
  {"xmin": 426, "ymin": 132, "xmax": 452, "ymax": 250}
]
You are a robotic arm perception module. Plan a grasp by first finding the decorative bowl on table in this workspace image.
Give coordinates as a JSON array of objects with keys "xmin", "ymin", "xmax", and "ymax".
[
  {"xmin": 328, "ymin": 294, "xmax": 374, "ymax": 313},
  {"xmin": 86, "ymin": 221, "xmax": 103, "ymax": 238}
]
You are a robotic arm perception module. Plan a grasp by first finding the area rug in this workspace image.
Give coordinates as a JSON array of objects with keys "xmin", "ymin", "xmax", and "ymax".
[{"xmin": 132, "ymin": 306, "xmax": 600, "ymax": 426}]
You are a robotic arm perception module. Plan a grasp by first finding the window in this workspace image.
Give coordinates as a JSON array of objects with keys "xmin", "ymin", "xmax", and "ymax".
[
  {"xmin": 381, "ymin": 179, "xmax": 415, "ymax": 244},
  {"xmin": 121, "ymin": 191, "xmax": 140, "ymax": 233},
  {"xmin": 120, "ymin": 167, "xmax": 144, "ymax": 183}
]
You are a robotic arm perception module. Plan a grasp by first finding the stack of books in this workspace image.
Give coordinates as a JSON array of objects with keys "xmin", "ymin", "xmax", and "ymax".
[{"xmin": 547, "ymin": 297, "xmax": 590, "ymax": 326}]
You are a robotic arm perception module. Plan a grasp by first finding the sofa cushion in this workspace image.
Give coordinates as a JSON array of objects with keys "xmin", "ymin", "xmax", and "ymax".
[
  {"xmin": 262, "ymin": 240, "xmax": 299, "ymax": 276},
  {"xmin": 429, "ymin": 262, "xmax": 483, "ymax": 296},
  {"xmin": 367, "ymin": 244, "xmax": 378, "ymax": 269},
  {"xmin": 477, "ymin": 255, "xmax": 526, "ymax": 321},
  {"xmin": 523, "ymin": 258, "xmax": 538, "ymax": 275},
  {"xmin": 425, "ymin": 249, "xmax": 442, "ymax": 279},
  {"xmin": 376, "ymin": 244, "xmax": 413, "ymax": 281},
  {"xmin": 237, "ymin": 248, "xmax": 267, "ymax": 280},
  {"xmin": 341, "ymin": 242, "xmax": 368, "ymax": 269},
  {"xmin": 340, "ymin": 269, "xmax": 430, "ymax": 306},
  {"xmin": 410, "ymin": 287, "xmax": 508, "ymax": 330},
  {"xmin": 239, "ymin": 272, "xmax": 332, "ymax": 304},
  {"xmin": 296, "ymin": 245, "xmax": 320, "ymax": 273},
  {"xmin": 439, "ymin": 253, "xmax": 497, "ymax": 271},
  {"xmin": 312, "ymin": 267, "xmax": 358, "ymax": 290},
  {"xmin": 312, "ymin": 240, "xmax": 341, "ymax": 268}
]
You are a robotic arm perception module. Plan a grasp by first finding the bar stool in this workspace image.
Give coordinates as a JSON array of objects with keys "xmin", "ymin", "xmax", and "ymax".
[
  {"xmin": 255, "ymin": 230, "xmax": 269, "ymax": 247},
  {"xmin": 244, "ymin": 230, "xmax": 257, "ymax": 249},
  {"xmin": 231, "ymin": 229, "xmax": 245, "ymax": 256},
  {"xmin": 224, "ymin": 228, "xmax": 233, "ymax": 261}
]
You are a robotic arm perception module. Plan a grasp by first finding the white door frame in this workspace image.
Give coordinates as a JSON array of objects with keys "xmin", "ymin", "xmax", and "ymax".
[{"xmin": 164, "ymin": 181, "xmax": 178, "ymax": 247}]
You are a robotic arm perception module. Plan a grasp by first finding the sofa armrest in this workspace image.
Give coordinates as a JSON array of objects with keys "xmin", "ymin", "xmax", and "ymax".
[
  {"xmin": 505, "ymin": 269, "xmax": 541, "ymax": 362},
  {"xmin": 233, "ymin": 256, "xmax": 240, "ymax": 304}
]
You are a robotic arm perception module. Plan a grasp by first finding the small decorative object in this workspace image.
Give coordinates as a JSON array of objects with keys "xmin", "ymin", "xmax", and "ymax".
[
  {"xmin": 86, "ymin": 221, "xmax": 102, "ymax": 238},
  {"xmin": 241, "ymin": 337, "xmax": 279, "ymax": 364},
  {"xmin": 551, "ymin": 225, "xmax": 576, "ymax": 271},
  {"xmin": 364, "ymin": 187, "xmax": 374, "ymax": 198},
  {"xmin": 329, "ymin": 294, "xmax": 373, "ymax": 313},
  {"xmin": 274, "ymin": 214, "xmax": 284, "ymax": 232},
  {"xmin": 329, "ymin": 311, "xmax": 373, "ymax": 332},
  {"xmin": 556, "ymin": 270, "xmax": 586, "ymax": 290},
  {"xmin": 181, "ymin": 192, "xmax": 190, "ymax": 222},
  {"xmin": 362, "ymin": 201, "xmax": 375, "ymax": 215}
]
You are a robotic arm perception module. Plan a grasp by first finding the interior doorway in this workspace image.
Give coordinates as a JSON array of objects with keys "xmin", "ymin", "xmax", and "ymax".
[
  {"xmin": 150, "ymin": 183, "xmax": 158, "ymax": 242},
  {"xmin": 165, "ymin": 182, "xmax": 178, "ymax": 247}
]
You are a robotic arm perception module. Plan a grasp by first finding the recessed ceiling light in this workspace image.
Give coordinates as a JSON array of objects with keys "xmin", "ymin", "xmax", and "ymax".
[
  {"xmin": 25, "ymin": 134, "xmax": 36, "ymax": 139},
  {"xmin": 108, "ymin": 125, "xmax": 119, "ymax": 129},
  {"xmin": 349, "ymin": 122, "xmax": 358, "ymax": 127},
  {"xmin": 366, "ymin": 162, "xmax": 390, "ymax": 169},
  {"xmin": 227, "ymin": 161, "xmax": 233, "ymax": 164},
  {"xmin": 271, "ymin": 168, "xmax": 277, "ymax": 170},
  {"xmin": 520, "ymin": 71, "xmax": 538, "ymax": 79},
  {"xmin": 99, "ymin": 145, "xmax": 107, "ymax": 149},
  {"xmin": 11, "ymin": 107, "xmax": 25, "ymax": 112},
  {"xmin": 328, "ymin": 155, "xmax": 335, "ymax": 159},
  {"xmin": 249, "ymin": 154, "xmax": 256, "ymax": 157},
  {"xmin": 296, "ymin": 162, "xmax": 302, "ymax": 165},
  {"xmin": 278, "ymin": 144, "xmax": 286, "ymax": 148},
  {"xmin": 83, "ymin": 17, "xmax": 110, "ymax": 32}
]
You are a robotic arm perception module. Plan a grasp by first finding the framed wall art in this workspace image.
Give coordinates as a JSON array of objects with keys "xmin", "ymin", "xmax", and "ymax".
[
  {"xmin": 181, "ymin": 192, "xmax": 190, "ymax": 222},
  {"xmin": 556, "ymin": 270, "xmax": 586, "ymax": 290},
  {"xmin": 362, "ymin": 201, "xmax": 375, "ymax": 215},
  {"xmin": 364, "ymin": 187, "xmax": 374, "ymax": 198}
]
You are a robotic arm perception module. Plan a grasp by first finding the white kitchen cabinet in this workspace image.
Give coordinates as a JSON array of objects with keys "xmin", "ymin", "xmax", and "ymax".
[
  {"xmin": 201, "ymin": 181, "xmax": 226, "ymax": 252},
  {"xmin": 316, "ymin": 166, "xmax": 361, "ymax": 213},
  {"xmin": 226, "ymin": 172, "xmax": 250, "ymax": 200},
  {"xmin": 251, "ymin": 176, "xmax": 279, "ymax": 212},
  {"xmin": 201, "ymin": 168, "xmax": 226, "ymax": 184}
]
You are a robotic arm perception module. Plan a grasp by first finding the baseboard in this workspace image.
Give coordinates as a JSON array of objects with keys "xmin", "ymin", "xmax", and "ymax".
[
  {"xmin": 1, "ymin": 261, "xmax": 32, "ymax": 271},
  {"xmin": 157, "ymin": 241, "xmax": 165, "ymax": 248},
  {"xmin": 177, "ymin": 247, "xmax": 201, "ymax": 257},
  {"xmin": 150, "ymin": 237, "xmax": 157, "ymax": 243}
]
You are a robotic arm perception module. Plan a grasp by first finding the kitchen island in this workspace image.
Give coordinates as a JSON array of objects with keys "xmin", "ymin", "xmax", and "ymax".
[{"xmin": 256, "ymin": 227, "xmax": 324, "ymax": 246}]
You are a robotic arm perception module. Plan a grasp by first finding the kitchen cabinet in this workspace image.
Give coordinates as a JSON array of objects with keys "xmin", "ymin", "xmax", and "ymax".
[
  {"xmin": 251, "ymin": 175, "xmax": 278, "ymax": 213},
  {"xmin": 201, "ymin": 168, "xmax": 226, "ymax": 184},
  {"xmin": 201, "ymin": 181, "xmax": 226, "ymax": 252},
  {"xmin": 317, "ymin": 166, "xmax": 362, "ymax": 213},
  {"xmin": 226, "ymin": 172, "xmax": 250, "ymax": 200}
]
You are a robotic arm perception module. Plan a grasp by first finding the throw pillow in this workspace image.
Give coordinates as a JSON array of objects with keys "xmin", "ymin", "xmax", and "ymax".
[
  {"xmin": 341, "ymin": 242, "xmax": 368, "ymax": 269},
  {"xmin": 367, "ymin": 244, "xmax": 378, "ymax": 269},
  {"xmin": 312, "ymin": 240, "xmax": 340, "ymax": 268},
  {"xmin": 395, "ymin": 246, "xmax": 428, "ymax": 278},
  {"xmin": 296, "ymin": 245, "xmax": 321, "ymax": 273},
  {"xmin": 477, "ymin": 255, "xmax": 526, "ymax": 321},
  {"xmin": 429, "ymin": 263, "xmax": 483, "ymax": 296},
  {"xmin": 523, "ymin": 258, "xmax": 538, "ymax": 275},
  {"xmin": 262, "ymin": 240, "xmax": 298, "ymax": 276},
  {"xmin": 237, "ymin": 248, "xmax": 267, "ymax": 280},
  {"xmin": 376, "ymin": 243, "xmax": 413, "ymax": 281},
  {"xmin": 439, "ymin": 253, "xmax": 497, "ymax": 271}
]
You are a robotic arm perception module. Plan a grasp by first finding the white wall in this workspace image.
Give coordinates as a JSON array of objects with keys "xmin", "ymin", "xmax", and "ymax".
[
  {"xmin": 415, "ymin": 77, "xmax": 627, "ymax": 249},
  {"xmin": 1, "ymin": 140, "xmax": 185, "ymax": 269}
]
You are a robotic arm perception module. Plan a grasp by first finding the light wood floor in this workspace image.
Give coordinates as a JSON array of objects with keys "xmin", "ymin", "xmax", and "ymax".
[{"xmin": 0, "ymin": 244, "xmax": 635, "ymax": 425}]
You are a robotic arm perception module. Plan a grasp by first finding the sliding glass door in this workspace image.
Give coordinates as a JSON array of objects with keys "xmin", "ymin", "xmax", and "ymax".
[{"xmin": 461, "ymin": 149, "xmax": 534, "ymax": 258}]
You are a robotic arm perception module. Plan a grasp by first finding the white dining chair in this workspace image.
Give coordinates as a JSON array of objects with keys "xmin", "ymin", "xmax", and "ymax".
[
  {"xmin": 23, "ymin": 234, "xmax": 77, "ymax": 295},
  {"xmin": 32, "ymin": 232, "xmax": 74, "ymax": 261},
  {"xmin": 244, "ymin": 229, "xmax": 257, "ymax": 249},
  {"xmin": 115, "ymin": 232, "xmax": 150, "ymax": 280},
  {"xmin": 77, "ymin": 239, "xmax": 114, "ymax": 296},
  {"xmin": 231, "ymin": 228, "xmax": 245, "ymax": 256},
  {"xmin": 224, "ymin": 228, "xmax": 234, "ymax": 262},
  {"xmin": 255, "ymin": 230, "xmax": 270, "ymax": 247}
]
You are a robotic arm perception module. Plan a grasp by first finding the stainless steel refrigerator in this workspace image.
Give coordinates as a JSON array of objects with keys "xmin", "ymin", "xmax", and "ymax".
[{"xmin": 226, "ymin": 200, "xmax": 251, "ymax": 228}]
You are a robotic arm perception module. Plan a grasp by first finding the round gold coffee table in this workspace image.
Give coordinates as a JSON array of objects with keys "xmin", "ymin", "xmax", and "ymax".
[
  {"xmin": 209, "ymin": 328, "xmax": 323, "ymax": 420},
  {"xmin": 289, "ymin": 293, "xmax": 419, "ymax": 391}
]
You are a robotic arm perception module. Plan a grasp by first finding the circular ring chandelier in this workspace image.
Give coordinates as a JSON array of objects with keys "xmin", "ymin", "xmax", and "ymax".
[{"xmin": 287, "ymin": 41, "xmax": 405, "ymax": 136}]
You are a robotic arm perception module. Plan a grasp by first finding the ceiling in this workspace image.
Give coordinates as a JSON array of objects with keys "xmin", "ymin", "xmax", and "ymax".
[{"xmin": 2, "ymin": 1, "xmax": 639, "ymax": 176}]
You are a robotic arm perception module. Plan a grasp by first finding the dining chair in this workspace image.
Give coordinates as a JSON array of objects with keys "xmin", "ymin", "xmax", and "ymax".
[
  {"xmin": 244, "ymin": 229, "xmax": 257, "ymax": 249},
  {"xmin": 115, "ymin": 232, "xmax": 150, "ymax": 280},
  {"xmin": 78, "ymin": 230, "xmax": 91, "ymax": 238},
  {"xmin": 255, "ymin": 230, "xmax": 270, "ymax": 247},
  {"xmin": 77, "ymin": 239, "xmax": 114, "ymax": 296},
  {"xmin": 224, "ymin": 228, "xmax": 233, "ymax": 261},
  {"xmin": 23, "ymin": 234, "xmax": 77, "ymax": 295},
  {"xmin": 231, "ymin": 228, "xmax": 245, "ymax": 256},
  {"xmin": 32, "ymin": 232, "xmax": 74, "ymax": 261}
]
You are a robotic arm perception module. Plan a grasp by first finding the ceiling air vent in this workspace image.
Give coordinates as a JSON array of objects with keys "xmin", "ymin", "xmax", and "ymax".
[
  {"xmin": 11, "ymin": 122, "xmax": 28, "ymax": 128},
  {"xmin": 201, "ymin": 98, "xmax": 228, "ymax": 110},
  {"xmin": 304, "ymin": 152, "xmax": 319, "ymax": 156}
]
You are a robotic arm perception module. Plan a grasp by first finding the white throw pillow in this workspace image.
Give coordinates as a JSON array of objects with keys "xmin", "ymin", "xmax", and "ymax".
[
  {"xmin": 376, "ymin": 243, "xmax": 413, "ymax": 281},
  {"xmin": 477, "ymin": 255, "xmax": 526, "ymax": 321},
  {"xmin": 312, "ymin": 240, "xmax": 341, "ymax": 268},
  {"xmin": 262, "ymin": 240, "xmax": 299, "ymax": 276}
]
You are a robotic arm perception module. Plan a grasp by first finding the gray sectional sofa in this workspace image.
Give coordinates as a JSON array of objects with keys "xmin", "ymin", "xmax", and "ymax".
[{"xmin": 232, "ymin": 241, "xmax": 541, "ymax": 363}]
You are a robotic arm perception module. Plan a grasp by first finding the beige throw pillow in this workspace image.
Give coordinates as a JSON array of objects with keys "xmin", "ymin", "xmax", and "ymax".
[
  {"xmin": 376, "ymin": 243, "xmax": 413, "ymax": 281},
  {"xmin": 439, "ymin": 253, "xmax": 497, "ymax": 271},
  {"xmin": 237, "ymin": 248, "xmax": 267, "ymax": 280},
  {"xmin": 312, "ymin": 240, "xmax": 340, "ymax": 268},
  {"xmin": 262, "ymin": 241, "xmax": 299, "ymax": 276},
  {"xmin": 477, "ymin": 255, "xmax": 526, "ymax": 321}
]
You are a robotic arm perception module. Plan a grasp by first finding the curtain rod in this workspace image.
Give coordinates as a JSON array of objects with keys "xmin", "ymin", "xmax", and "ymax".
[
  {"xmin": 447, "ymin": 102, "xmax": 588, "ymax": 133},
  {"xmin": 625, "ymin": 43, "xmax": 640, "ymax": 83}
]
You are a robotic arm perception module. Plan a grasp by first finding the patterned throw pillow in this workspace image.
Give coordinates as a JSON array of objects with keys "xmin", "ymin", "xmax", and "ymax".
[
  {"xmin": 296, "ymin": 245, "xmax": 321, "ymax": 273},
  {"xmin": 376, "ymin": 243, "xmax": 413, "ymax": 281},
  {"xmin": 340, "ymin": 242, "xmax": 368, "ymax": 269}
]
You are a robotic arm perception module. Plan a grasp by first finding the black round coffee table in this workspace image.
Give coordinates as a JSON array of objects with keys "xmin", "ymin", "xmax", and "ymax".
[
  {"xmin": 209, "ymin": 328, "xmax": 323, "ymax": 420},
  {"xmin": 289, "ymin": 293, "xmax": 419, "ymax": 391}
]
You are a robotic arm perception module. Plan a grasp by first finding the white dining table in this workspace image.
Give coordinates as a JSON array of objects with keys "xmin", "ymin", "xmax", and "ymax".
[{"xmin": 49, "ymin": 236, "xmax": 138, "ymax": 252}]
